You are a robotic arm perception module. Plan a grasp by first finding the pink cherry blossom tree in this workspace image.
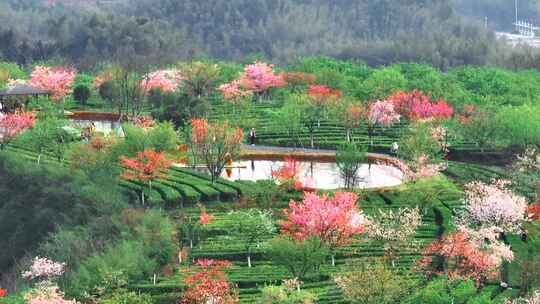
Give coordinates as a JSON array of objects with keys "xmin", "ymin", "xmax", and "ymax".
[
  {"xmin": 218, "ymin": 80, "xmax": 253, "ymax": 106},
  {"xmin": 22, "ymin": 257, "xmax": 65, "ymax": 281},
  {"xmin": 366, "ymin": 100, "xmax": 400, "ymax": 147},
  {"xmin": 238, "ymin": 62, "xmax": 285, "ymax": 100},
  {"xmin": 280, "ymin": 192, "xmax": 367, "ymax": 266},
  {"xmin": 0, "ymin": 111, "xmax": 36, "ymax": 150},
  {"xmin": 457, "ymin": 180, "xmax": 528, "ymax": 234},
  {"xmin": 29, "ymin": 66, "xmax": 77, "ymax": 101},
  {"xmin": 141, "ymin": 69, "xmax": 183, "ymax": 93}
]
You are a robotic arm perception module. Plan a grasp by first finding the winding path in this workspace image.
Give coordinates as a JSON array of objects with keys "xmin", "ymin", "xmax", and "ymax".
[{"xmin": 240, "ymin": 144, "xmax": 396, "ymax": 162}]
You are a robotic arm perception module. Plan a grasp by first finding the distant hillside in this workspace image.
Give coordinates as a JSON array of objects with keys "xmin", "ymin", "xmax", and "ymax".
[{"xmin": 0, "ymin": 0, "xmax": 539, "ymax": 69}]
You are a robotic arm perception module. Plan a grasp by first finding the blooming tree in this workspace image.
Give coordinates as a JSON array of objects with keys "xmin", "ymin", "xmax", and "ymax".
[
  {"xmin": 341, "ymin": 104, "xmax": 364, "ymax": 142},
  {"xmin": 388, "ymin": 90, "xmax": 454, "ymax": 121},
  {"xmin": 218, "ymin": 80, "xmax": 253, "ymax": 104},
  {"xmin": 381, "ymin": 153, "xmax": 443, "ymax": 183},
  {"xmin": 307, "ymin": 85, "xmax": 342, "ymax": 102},
  {"xmin": 280, "ymin": 192, "xmax": 367, "ymax": 266},
  {"xmin": 21, "ymin": 257, "xmax": 79, "ymax": 304},
  {"xmin": 200, "ymin": 209, "xmax": 215, "ymax": 226},
  {"xmin": 0, "ymin": 288, "xmax": 6, "ymax": 297},
  {"xmin": 431, "ymin": 126, "xmax": 450, "ymax": 156},
  {"xmin": 528, "ymin": 204, "xmax": 540, "ymax": 221},
  {"xmin": 141, "ymin": 69, "xmax": 183, "ymax": 93},
  {"xmin": 271, "ymin": 157, "xmax": 301, "ymax": 191},
  {"xmin": 513, "ymin": 147, "xmax": 540, "ymax": 174},
  {"xmin": 365, "ymin": 208, "xmax": 422, "ymax": 266},
  {"xmin": 22, "ymin": 257, "xmax": 65, "ymax": 281},
  {"xmin": 367, "ymin": 100, "xmax": 400, "ymax": 147},
  {"xmin": 238, "ymin": 62, "xmax": 285, "ymax": 99},
  {"xmin": 120, "ymin": 149, "xmax": 172, "ymax": 205},
  {"xmin": 418, "ymin": 228, "xmax": 514, "ymax": 286},
  {"xmin": 189, "ymin": 118, "xmax": 243, "ymax": 183},
  {"xmin": 29, "ymin": 66, "xmax": 76, "ymax": 101},
  {"xmin": 180, "ymin": 259, "xmax": 238, "ymax": 304},
  {"xmin": 458, "ymin": 180, "xmax": 528, "ymax": 234},
  {"xmin": 282, "ymin": 72, "xmax": 316, "ymax": 91},
  {"xmin": 0, "ymin": 111, "xmax": 36, "ymax": 150}
]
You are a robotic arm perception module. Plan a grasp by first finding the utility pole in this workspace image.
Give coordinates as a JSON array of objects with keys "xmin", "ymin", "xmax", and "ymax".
[{"xmin": 515, "ymin": 0, "xmax": 519, "ymax": 25}]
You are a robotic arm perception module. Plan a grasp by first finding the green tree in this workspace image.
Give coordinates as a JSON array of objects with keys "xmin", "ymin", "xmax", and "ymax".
[
  {"xmin": 362, "ymin": 67, "xmax": 407, "ymax": 100},
  {"xmin": 336, "ymin": 143, "xmax": 367, "ymax": 189},
  {"xmin": 73, "ymin": 84, "xmax": 91, "ymax": 106},
  {"xmin": 266, "ymin": 237, "xmax": 329, "ymax": 279},
  {"xmin": 225, "ymin": 209, "xmax": 276, "ymax": 268}
]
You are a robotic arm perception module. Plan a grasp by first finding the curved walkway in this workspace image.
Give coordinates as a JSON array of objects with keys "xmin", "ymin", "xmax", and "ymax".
[{"xmin": 240, "ymin": 144, "xmax": 396, "ymax": 162}]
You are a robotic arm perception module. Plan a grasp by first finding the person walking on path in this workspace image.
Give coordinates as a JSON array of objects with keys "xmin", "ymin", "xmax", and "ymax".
[{"xmin": 249, "ymin": 128, "xmax": 257, "ymax": 146}]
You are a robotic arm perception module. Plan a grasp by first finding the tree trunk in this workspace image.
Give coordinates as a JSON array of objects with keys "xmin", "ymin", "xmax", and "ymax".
[
  {"xmin": 37, "ymin": 153, "xmax": 42, "ymax": 165},
  {"xmin": 141, "ymin": 188, "xmax": 145, "ymax": 206},
  {"xmin": 310, "ymin": 132, "xmax": 314, "ymax": 149},
  {"xmin": 247, "ymin": 254, "xmax": 252, "ymax": 268},
  {"xmin": 331, "ymin": 252, "xmax": 336, "ymax": 267},
  {"xmin": 346, "ymin": 129, "xmax": 351, "ymax": 142}
]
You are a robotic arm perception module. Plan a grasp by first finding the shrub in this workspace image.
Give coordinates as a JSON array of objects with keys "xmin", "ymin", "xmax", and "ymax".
[
  {"xmin": 258, "ymin": 284, "xmax": 315, "ymax": 304},
  {"xmin": 73, "ymin": 84, "xmax": 91, "ymax": 105},
  {"xmin": 66, "ymin": 240, "xmax": 157, "ymax": 299},
  {"xmin": 266, "ymin": 237, "xmax": 329, "ymax": 279},
  {"xmin": 402, "ymin": 276, "xmax": 493, "ymax": 304},
  {"xmin": 335, "ymin": 260, "xmax": 413, "ymax": 304},
  {"xmin": 101, "ymin": 290, "xmax": 154, "ymax": 304},
  {"xmin": 496, "ymin": 104, "xmax": 540, "ymax": 146}
]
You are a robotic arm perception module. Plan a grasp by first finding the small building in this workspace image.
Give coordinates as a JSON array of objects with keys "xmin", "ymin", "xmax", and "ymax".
[{"xmin": 0, "ymin": 83, "xmax": 49, "ymax": 112}]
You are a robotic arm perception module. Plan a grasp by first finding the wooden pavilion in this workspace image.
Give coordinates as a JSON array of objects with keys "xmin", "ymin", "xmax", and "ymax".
[{"xmin": 0, "ymin": 83, "xmax": 49, "ymax": 112}]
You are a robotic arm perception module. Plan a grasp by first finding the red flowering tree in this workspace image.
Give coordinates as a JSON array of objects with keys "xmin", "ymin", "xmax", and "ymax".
[
  {"xmin": 271, "ymin": 157, "xmax": 301, "ymax": 191},
  {"xmin": 189, "ymin": 118, "xmax": 244, "ymax": 183},
  {"xmin": 280, "ymin": 192, "xmax": 367, "ymax": 266},
  {"xmin": 180, "ymin": 259, "xmax": 238, "ymax": 304},
  {"xmin": 282, "ymin": 72, "xmax": 316, "ymax": 91},
  {"xmin": 307, "ymin": 85, "xmax": 342, "ymax": 102},
  {"xmin": 388, "ymin": 90, "xmax": 453, "ymax": 121},
  {"xmin": 121, "ymin": 149, "xmax": 172, "ymax": 205},
  {"xmin": 418, "ymin": 229, "xmax": 513, "ymax": 286},
  {"xmin": 0, "ymin": 112, "xmax": 36, "ymax": 150},
  {"xmin": 238, "ymin": 62, "xmax": 285, "ymax": 99},
  {"xmin": 340, "ymin": 103, "xmax": 364, "ymax": 142},
  {"xmin": 29, "ymin": 66, "xmax": 77, "ymax": 101},
  {"xmin": 0, "ymin": 288, "xmax": 6, "ymax": 297},
  {"xmin": 528, "ymin": 204, "xmax": 540, "ymax": 221}
]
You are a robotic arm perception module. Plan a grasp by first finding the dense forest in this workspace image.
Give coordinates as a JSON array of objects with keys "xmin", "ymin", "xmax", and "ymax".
[{"xmin": 2, "ymin": 0, "xmax": 540, "ymax": 70}]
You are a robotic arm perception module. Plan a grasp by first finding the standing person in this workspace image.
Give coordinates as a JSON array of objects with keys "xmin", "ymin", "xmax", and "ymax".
[
  {"xmin": 249, "ymin": 128, "xmax": 256, "ymax": 146},
  {"xmin": 390, "ymin": 141, "xmax": 399, "ymax": 156}
]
